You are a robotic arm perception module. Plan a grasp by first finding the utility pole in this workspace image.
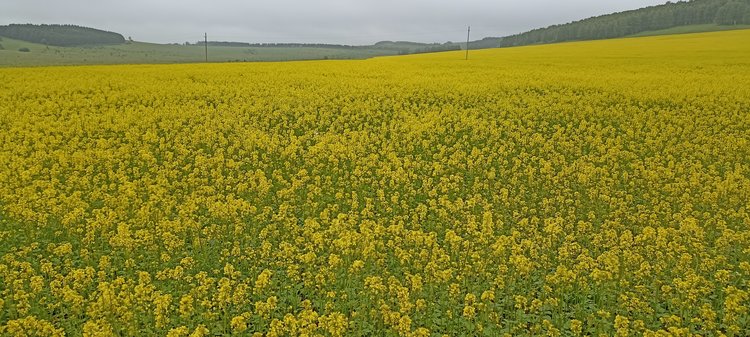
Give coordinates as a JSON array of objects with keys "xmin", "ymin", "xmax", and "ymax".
[
  {"xmin": 204, "ymin": 32, "xmax": 208, "ymax": 62},
  {"xmin": 465, "ymin": 26, "xmax": 471, "ymax": 60}
]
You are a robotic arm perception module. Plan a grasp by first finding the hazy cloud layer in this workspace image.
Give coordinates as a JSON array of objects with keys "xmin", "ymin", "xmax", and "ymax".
[{"xmin": 2, "ymin": 0, "xmax": 668, "ymax": 44}]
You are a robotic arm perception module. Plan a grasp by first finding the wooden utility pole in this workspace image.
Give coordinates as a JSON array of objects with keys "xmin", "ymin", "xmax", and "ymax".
[
  {"xmin": 465, "ymin": 26, "xmax": 471, "ymax": 60},
  {"xmin": 204, "ymin": 33, "xmax": 208, "ymax": 62}
]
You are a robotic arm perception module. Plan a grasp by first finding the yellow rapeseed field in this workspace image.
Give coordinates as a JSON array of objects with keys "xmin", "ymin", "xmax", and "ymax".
[{"xmin": 1, "ymin": 29, "xmax": 749, "ymax": 336}]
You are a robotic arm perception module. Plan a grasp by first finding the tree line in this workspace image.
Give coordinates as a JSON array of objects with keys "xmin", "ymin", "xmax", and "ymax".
[
  {"xmin": 477, "ymin": 0, "xmax": 750, "ymax": 49},
  {"xmin": 0, "ymin": 24, "xmax": 126, "ymax": 47},
  {"xmin": 398, "ymin": 44, "xmax": 462, "ymax": 55},
  {"xmin": 188, "ymin": 40, "xmax": 460, "ymax": 55},
  {"xmin": 196, "ymin": 42, "xmax": 369, "ymax": 49}
]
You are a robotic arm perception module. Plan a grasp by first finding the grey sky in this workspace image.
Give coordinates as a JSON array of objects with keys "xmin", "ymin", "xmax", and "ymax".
[{"xmin": 3, "ymin": 0, "xmax": 668, "ymax": 45}]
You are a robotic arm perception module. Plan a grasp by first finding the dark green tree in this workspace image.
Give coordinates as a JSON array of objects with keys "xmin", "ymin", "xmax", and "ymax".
[{"xmin": 715, "ymin": 1, "xmax": 750, "ymax": 24}]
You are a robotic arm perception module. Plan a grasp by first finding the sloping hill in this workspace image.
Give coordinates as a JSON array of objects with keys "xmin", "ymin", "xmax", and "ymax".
[
  {"xmin": 471, "ymin": 0, "xmax": 750, "ymax": 49},
  {"xmin": 0, "ymin": 33, "xmax": 461, "ymax": 67},
  {"xmin": 0, "ymin": 37, "xmax": 409, "ymax": 67},
  {"xmin": 627, "ymin": 23, "xmax": 750, "ymax": 37}
]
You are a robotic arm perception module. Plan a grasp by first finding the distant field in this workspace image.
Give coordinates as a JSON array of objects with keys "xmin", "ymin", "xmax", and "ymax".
[
  {"xmin": 0, "ymin": 37, "xmax": 401, "ymax": 66},
  {"xmin": 628, "ymin": 24, "xmax": 750, "ymax": 38}
]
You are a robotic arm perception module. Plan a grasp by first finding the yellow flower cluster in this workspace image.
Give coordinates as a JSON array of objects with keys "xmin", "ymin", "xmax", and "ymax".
[{"xmin": 1, "ymin": 29, "xmax": 750, "ymax": 335}]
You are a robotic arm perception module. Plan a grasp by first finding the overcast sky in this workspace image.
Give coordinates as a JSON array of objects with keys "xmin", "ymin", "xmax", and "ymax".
[{"xmin": 3, "ymin": 0, "xmax": 668, "ymax": 45}]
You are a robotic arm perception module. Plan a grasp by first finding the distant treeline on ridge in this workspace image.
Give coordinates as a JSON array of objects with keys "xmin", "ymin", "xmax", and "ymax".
[
  {"xmin": 5, "ymin": 0, "xmax": 748, "ymax": 54},
  {"xmin": 190, "ymin": 41, "xmax": 373, "ymax": 49},
  {"xmin": 473, "ymin": 0, "xmax": 750, "ymax": 49},
  {"xmin": 187, "ymin": 40, "xmax": 460, "ymax": 54},
  {"xmin": 0, "ymin": 24, "xmax": 126, "ymax": 46},
  {"xmin": 398, "ymin": 44, "xmax": 461, "ymax": 55}
]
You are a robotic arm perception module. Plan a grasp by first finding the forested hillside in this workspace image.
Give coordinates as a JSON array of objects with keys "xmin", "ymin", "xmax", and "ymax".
[
  {"xmin": 474, "ymin": 0, "xmax": 750, "ymax": 49},
  {"xmin": 0, "ymin": 24, "xmax": 126, "ymax": 46}
]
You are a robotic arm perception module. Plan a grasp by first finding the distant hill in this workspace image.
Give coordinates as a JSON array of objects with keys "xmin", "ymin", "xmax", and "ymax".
[
  {"xmin": 0, "ymin": 36, "xmax": 461, "ymax": 67},
  {"xmin": 6, "ymin": 0, "xmax": 750, "ymax": 66},
  {"xmin": 372, "ymin": 41, "xmax": 461, "ymax": 54},
  {"xmin": 194, "ymin": 41, "xmax": 252, "ymax": 47},
  {"xmin": 627, "ymin": 23, "xmax": 750, "ymax": 37},
  {"xmin": 472, "ymin": 0, "xmax": 750, "ymax": 49},
  {"xmin": 186, "ymin": 40, "xmax": 460, "ymax": 55},
  {"xmin": 0, "ymin": 24, "xmax": 126, "ymax": 47}
]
